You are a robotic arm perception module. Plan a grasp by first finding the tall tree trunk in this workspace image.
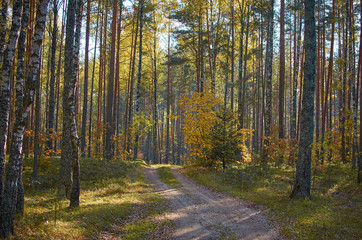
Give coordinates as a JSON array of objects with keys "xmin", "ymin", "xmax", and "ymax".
[
  {"xmin": 69, "ymin": 0, "xmax": 82, "ymax": 207},
  {"xmin": 279, "ymin": 0, "xmax": 285, "ymax": 139},
  {"xmin": 125, "ymin": 4, "xmax": 140, "ymax": 152},
  {"xmin": 230, "ymin": 0, "xmax": 234, "ymax": 110},
  {"xmin": 133, "ymin": 0, "xmax": 144, "ymax": 160},
  {"xmin": 291, "ymin": 0, "xmax": 302, "ymax": 140},
  {"xmin": 60, "ymin": 0, "xmax": 77, "ymax": 200},
  {"xmin": 291, "ymin": 0, "xmax": 316, "ymax": 199},
  {"xmin": 165, "ymin": 25, "xmax": 171, "ymax": 164},
  {"xmin": 237, "ymin": 0, "xmax": 245, "ymax": 128},
  {"xmin": 105, "ymin": 0, "xmax": 118, "ymax": 160},
  {"xmin": 55, "ymin": 2, "xmax": 65, "ymax": 152},
  {"xmin": 349, "ymin": 0, "xmax": 357, "ymax": 169},
  {"xmin": 47, "ymin": 0, "xmax": 58, "ymax": 151},
  {"xmin": 1, "ymin": 0, "xmax": 49, "ymax": 236},
  {"xmin": 81, "ymin": 0, "xmax": 91, "ymax": 157},
  {"xmin": 153, "ymin": 12, "xmax": 159, "ymax": 164},
  {"xmin": 0, "ymin": 0, "xmax": 23, "ymax": 205},
  {"xmin": 321, "ymin": 0, "xmax": 335, "ymax": 164},
  {"xmin": 263, "ymin": 0, "xmax": 274, "ymax": 157},
  {"xmin": 88, "ymin": 5, "xmax": 100, "ymax": 158}
]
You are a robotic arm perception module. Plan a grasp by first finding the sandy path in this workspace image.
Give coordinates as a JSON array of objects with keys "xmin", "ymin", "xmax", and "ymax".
[{"xmin": 143, "ymin": 167, "xmax": 279, "ymax": 240}]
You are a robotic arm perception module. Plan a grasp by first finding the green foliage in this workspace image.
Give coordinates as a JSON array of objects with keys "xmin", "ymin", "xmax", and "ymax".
[
  {"xmin": 156, "ymin": 165, "xmax": 182, "ymax": 189},
  {"xmin": 208, "ymin": 107, "xmax": 245, "ymax": 169}
]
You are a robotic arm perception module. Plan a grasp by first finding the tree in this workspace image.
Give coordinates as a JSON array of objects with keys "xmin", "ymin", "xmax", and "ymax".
[
  {"xmin": 133, "ymin": 0, "xmax": 144, "ymax": 160},
  {"xmin": 279, "ymin": 0, "xmax": 285, "ymax": 139},
  {"xmin": 263, "ymin": 0, "xmax": 274, "ymax": 156},
  {"xmin": 60, "ymin": 0, "xmax": 82, "ymax": 206},
  {"xmin": 0, "ymin": 0, "xmax": 23, "ymax": 204},
  {"xmin": 291, "ymin": 0, "xmax": 316, "ymax": 199},
  {"xmin": 105, "ymin": 0, "xmax": 118, "ymax": 160},
  {"xmin": 81, "ymin": 0, "xmax": 91, "ymax": 157},
  {"xmin": 47, "ymin": 0, "xmax": 59, "ymax": 151},
  {"xmin": 0, "ymin": 0, "xmax": 49, "ymax": 236}
]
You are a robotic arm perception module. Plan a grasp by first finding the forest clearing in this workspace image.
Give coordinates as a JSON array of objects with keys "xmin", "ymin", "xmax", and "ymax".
[{"xmin": 0, "ymin": 0, "xmax": 361, "ymax": 239}]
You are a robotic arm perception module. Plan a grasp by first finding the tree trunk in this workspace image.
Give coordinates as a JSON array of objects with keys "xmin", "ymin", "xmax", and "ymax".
[
  {"xmin": 291, "ymin": 0, "xmax": 316, "ymax": 199},
  {"xmin": 60, "ymin": 0, "xmax": 77, "ymax": 200},
  {"xmin": 263, "ymin": 0, "xmax": 274, "ymax": 156},
  {"xmin": 47, "ymin": 0, "xmax": 58, "ymax": 151},
  {"xmin": 291, "ymin": 0, "xmax": 302, "ymax": 140},
  {"xmin": 279, "ymin": 0, "xmax": 285, "ymax": 139},
  {"xmin": 349, "ymin": 0, "xmax": 357, "ymax": 169},
  {"xmin": 153, "ymin": 12, "xmax": 159, "ymax": 164},
  {"xmin": 133, "ymin": 0, "xmax": 144, "ymax": 160},
  {"xmin": 0, "ymin": 0, "xmax": 23, "ymax": 205},
  {"xmin": 88, "ymin": 2, "xmax": 100, "ymax": 158},
  {"xmin": 69, "ymin": 0, "xmax": 82, "ymax": 208},
  {"xmin": 105, "ymin": 0, "xmax": 118, "ymax": 160},
  {"xmin": 1, "ymin": 0, "xmax": 49, "ymax": 236},
  {"xmin": 81, "ymin": 0, "xmax": 90, "ymax": 157}
]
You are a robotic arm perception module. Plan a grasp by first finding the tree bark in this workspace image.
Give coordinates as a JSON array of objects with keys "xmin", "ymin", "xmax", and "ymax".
[
  {"xmin": 279, "ymin": 0, "xmax": 285, "ymax": 139},
  {"xmin": 81, "ymin": 0, "xmax": 90, "ymax": 157},
  {"xmin": 105, "ymin": 0, "xmax": 118, "ymax": 160},
  {"xmin": 0, "ymin": 0, "xmax": 23, "ymax": 205},
  {"xmin": 60, "ymin": 0, "xmax": 77, "ymax": 200},
  {"xmin": 263, "ymin": 0, "xmax": 274, "ymax": 156},
  {"xmin": 69, "ymin": 0, "xmax": 82, "ymax": 208},
  {"xmin": 47, "ymin": 0, "xmax": 58, "ymax": 151},
  {"xmin": 133, "ymin": 0, "xmax": 144, "ymax": 160},
  {"xmin": 1, "ymin": 0, "xmax": 49, "ymax": 236},
  {"xmin": 291, "ymin": 0, "xmax": 316, "ymax": 199}
]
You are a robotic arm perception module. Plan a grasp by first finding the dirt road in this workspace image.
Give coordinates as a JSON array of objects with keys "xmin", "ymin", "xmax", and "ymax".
[{"xmin": 143, "ymin": 167, "xmax": 279, "ymax": 240}]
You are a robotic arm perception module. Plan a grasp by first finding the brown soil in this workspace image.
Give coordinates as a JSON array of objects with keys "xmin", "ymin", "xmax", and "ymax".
[{"xmin": 143, "ymin": 167, "xmax": 280, "ymax": 240}]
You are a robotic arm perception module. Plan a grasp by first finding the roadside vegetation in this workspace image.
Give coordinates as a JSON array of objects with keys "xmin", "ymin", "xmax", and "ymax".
[
  {"xmin": 182, "ymin": 163, "xmax": 361, "ymax": 240},
  {"xmin": 10, "ymin": 157, "xmax": 173, "ymax": 239},
  {"xmin": 155, "ymin": 165, "xmax": 182, "ymax": 189}
]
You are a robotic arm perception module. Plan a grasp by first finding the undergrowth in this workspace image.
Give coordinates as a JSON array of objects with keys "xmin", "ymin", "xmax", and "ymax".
[
  {"xmin": 182, "ymin": 163, "xmax": 361, "ymax": 240},
  {"xmin": 10, "ymin": 157, "xmax": 173, "ymax": 239},
  {"xmin": 155, "ymin": 165, "xmax": 182, "ymax": 189}
]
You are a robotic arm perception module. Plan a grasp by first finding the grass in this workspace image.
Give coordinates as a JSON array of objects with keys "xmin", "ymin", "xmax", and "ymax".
[
  {"xmin": 182, "ymin": 163, "xmax": 362, "ymax": 240},
  {"xmin": 10, "ymin": 157, "xmax": 173, "ymax": 239},
  {"xmin": 155, "ymin": 165, "xmax": 182, "ymax": 189}
]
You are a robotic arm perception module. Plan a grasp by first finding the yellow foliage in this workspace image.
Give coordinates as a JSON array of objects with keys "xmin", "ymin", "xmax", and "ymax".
[{"xmin": 178, "ymin": 90, "xmax": 220, "ymax": 162}]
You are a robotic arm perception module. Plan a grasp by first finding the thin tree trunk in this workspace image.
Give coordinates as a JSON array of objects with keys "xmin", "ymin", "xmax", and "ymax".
[
  {"xmin": 47, "ymin": 0, "xmax": 58, "ymax": 151},
  {"xmin": 54, "ymin": 2, "xmax": 65, "ymax": 152},
  {"xmin": 81, "ymin": 0, "xmax": 91, "ymax": 157},
  {"xmin": 263, "ymin": 0, "xmax": 274, "ymax": 157},
  {"xmin": 279, "ymin": 0, "xmax": 285, "ymax": 139},
  {"xmin": 105, "ymin": 0, "xmax": 118, "ymax": 160},
  {"xmin": 133, "ymin": 0, "xmax": 144, "ymax": 160},
  {"xmin": 88, "ymin": 5, "xmax": 100, "ymax": 158},
  {"xmin": 153, "ymin": 11, "xmax": 159, "ymax": 164}
]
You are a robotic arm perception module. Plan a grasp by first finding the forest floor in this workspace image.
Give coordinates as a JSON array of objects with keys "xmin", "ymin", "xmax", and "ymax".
[{"xmin": 143, "ymin": 166, "xmax": 279, "ymax": 240}]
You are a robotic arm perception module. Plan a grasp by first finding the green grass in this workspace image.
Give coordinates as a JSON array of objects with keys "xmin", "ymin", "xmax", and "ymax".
[
  {"xmin": 155, "ymin": 165, "xmax": 182, "ymax": 189},
  {"xmin": 10, "ymin": 157, "xmax": 173, "ymax": 239},
  {"xmin": 182, "ymin": 164, "xmax": 362, "ymax": 240}
]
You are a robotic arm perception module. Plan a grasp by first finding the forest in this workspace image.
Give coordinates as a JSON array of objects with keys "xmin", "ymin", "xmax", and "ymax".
[{"xmin": 0, "ymin": 0, "xmax": 361, "ymax": 239}]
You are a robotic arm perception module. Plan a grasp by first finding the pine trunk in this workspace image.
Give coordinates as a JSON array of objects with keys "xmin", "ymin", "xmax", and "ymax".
[{"xmin": 291, "ymin": 0, "xmax": 316, "ymax": 199}]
